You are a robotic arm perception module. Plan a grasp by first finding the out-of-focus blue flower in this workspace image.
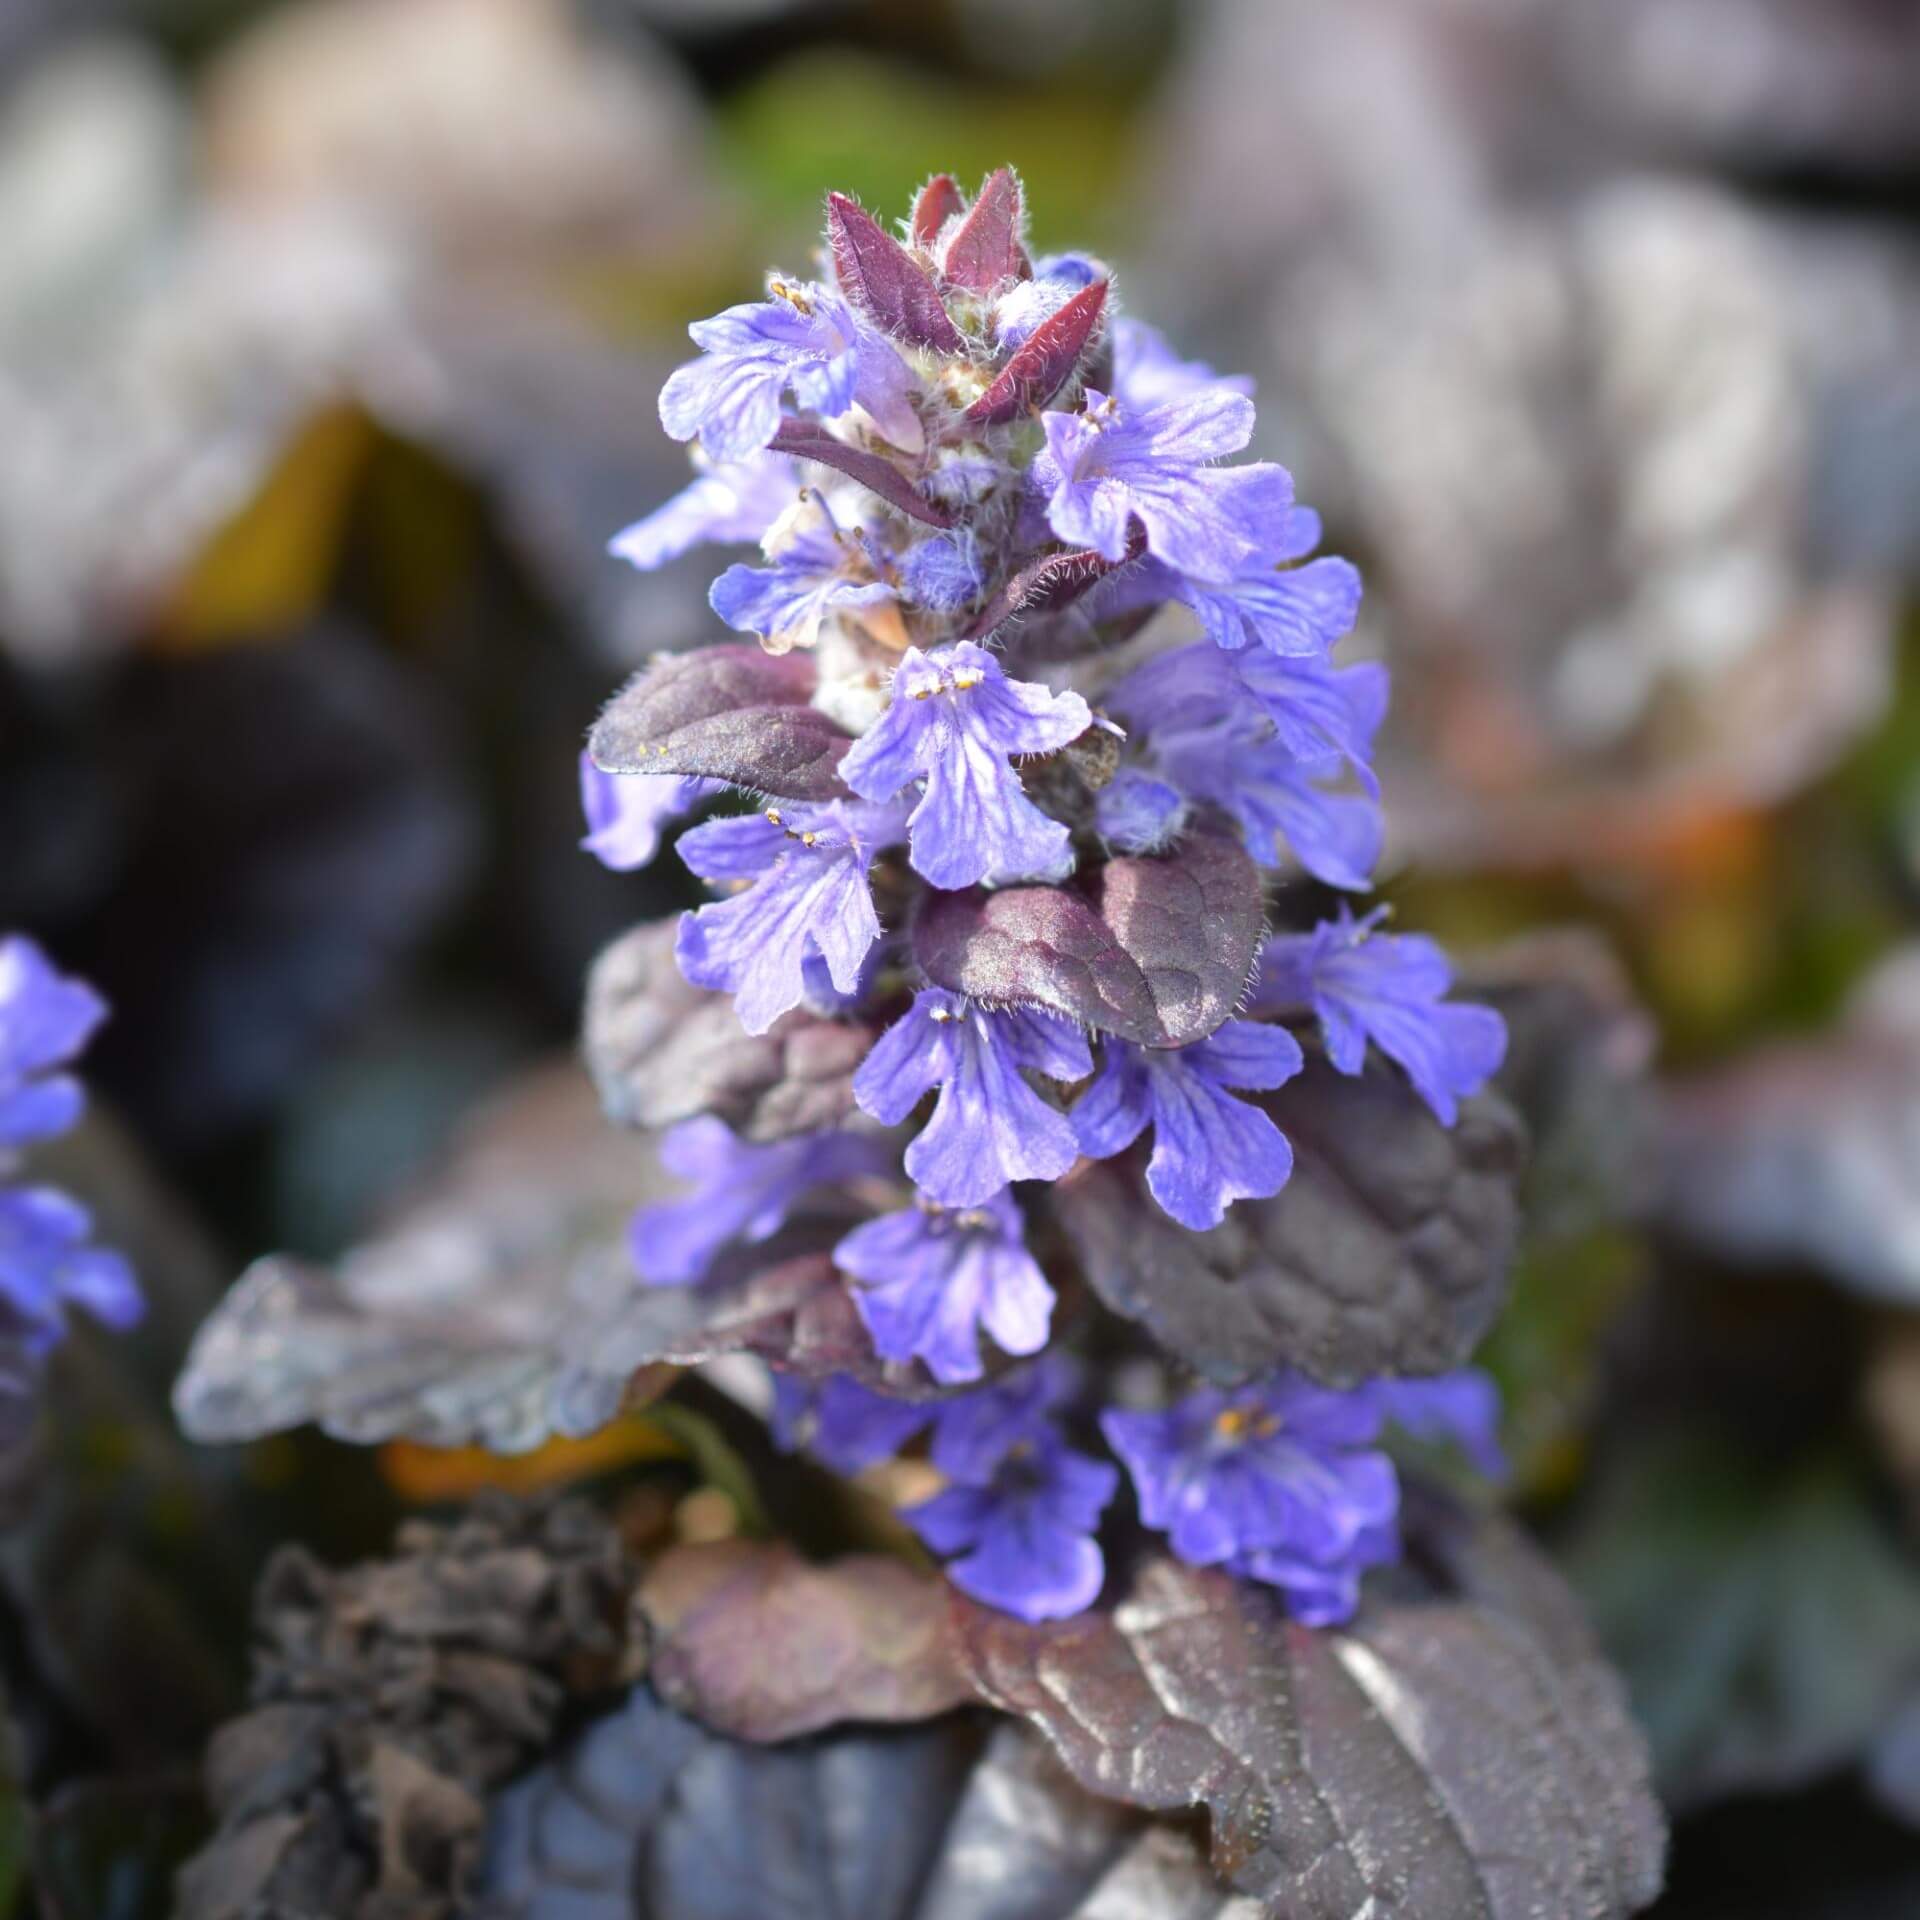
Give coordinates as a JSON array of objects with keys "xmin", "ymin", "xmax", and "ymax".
[
  {"xmin": 909, "ymin": 1419, "xmax": 1116, "ymax": 1620},
  {"xmin": 769, "ymin": 1372, "xmax": 932, "ymax": 1475},
  {"xmin": 898, "ymin": 531, "xmax": 986, "ymax": 612},
  {"xmin": 1101, "ymin": 1372, "xmax": 1399, "ymax": 1626},
  {"xmin": 674, "ymin": 799, "xmax": 906, "ymax": 1037},
  {"xmin": 1035, "ymin": 388, "xmax": 1290, "ymax": 584},
  {"xmin": 839, "ymin": 642, "xmax": 1090, "ymax": 891},
  {"xmin": 577, "ymin": 754, "xmax": 713, "ymax": 873},
  {"xmin": 1110, "ymin": 316, "xmax": 1254, "ymax": 412},
  {"xmin": 660, "ymin": 283, "xmax": 920, "ymax": 463},
  {"xmin": 993, "ymin": 252, "xmax": 1104, "ymax": 352},
  {"xmin": 1254, "ymin": 908, "xmax": 1509, "ymax": 1125},
  {"xmin": 1370, "ymin": 1369, "xmax": 1509, "ymax": 1480},
  {"xmin": 1107, "ymin": 643, "xmax": 1387, "ymax": 792},
  {"xmin": 708, "ymin": 510, "xmax": 897, "ymax": 655},
  {"xmin": 1071, "ymin": 1020, "xmax": 1303, "ymax": 1231},
  {"xmin": 1155, "ymin": 725, "xmax": 1384, "ymax": 891},
  {"xmin": 0, "ymin": 938, "xmax": 139, "ymax": 1355},
  {"xmin": 853, "ymin": 988, "xmax": 1091, "ymax": 1207},
  {"xmin": 630, "ymin": 1116, "xmax": 889, "ymax": 1288},
  {"xmin": 1093, "ymin": 767, "xmax": 1188, "ymax": 854},
  {"xmin": 607, "ymin": 453, "xmax": 798, "ymax": 572},
  {"xmin": 836, "ymin": 1189, "xmax": 1052, "ymax": 1385}
]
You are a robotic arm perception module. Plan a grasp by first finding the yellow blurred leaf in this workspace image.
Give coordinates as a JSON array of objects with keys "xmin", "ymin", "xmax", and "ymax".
[
  {"xmin": 156, "ymin": 404, "xmax": 372, "ymax": 650},
  {"xmin": 380, "ymin": 1416, "xmax": 686, "ymax": 1503}
]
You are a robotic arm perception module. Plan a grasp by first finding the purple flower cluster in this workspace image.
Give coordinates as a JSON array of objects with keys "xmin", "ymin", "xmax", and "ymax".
[
  {"xmin": 596, "ymin": 170, "xmax": 1513, "ymax": 1627},
  {"xmin": 0, "ymin": 939, "xmax": 141, "ymax": 1396}
]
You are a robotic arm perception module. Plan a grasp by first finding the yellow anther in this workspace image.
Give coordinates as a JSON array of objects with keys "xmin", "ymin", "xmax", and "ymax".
[{"xmin": 951, "ymin": 669, "xmax": 983, "ymax": 691}]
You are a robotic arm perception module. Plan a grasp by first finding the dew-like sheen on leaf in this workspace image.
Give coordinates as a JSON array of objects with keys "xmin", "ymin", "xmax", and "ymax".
[
  {"xmin": 914, "ymin": 824, "xmax": 1264, "ymax": 1049},
  {"xmin": 1049, "ymin": 1055, "xmax": 1525, "ymax": 1386},
  {"xmin": 585, "ymin": 921, "xmax": 869, "ymax": 1143},
  {"xmin": 953, "ymin": 1488, "xmax": 1666, "ymax": 1920},
  {"xmin": 589, "ymin": 646, "xmax": 853, "ymax": 801}
]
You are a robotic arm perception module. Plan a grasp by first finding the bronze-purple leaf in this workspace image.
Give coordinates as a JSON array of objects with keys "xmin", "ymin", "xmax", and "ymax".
[
  {"xmin": 952, "ymin": 1489, "xmax": 1666, "ymax": 1918},
  {"xmin": 771, "ymin": 419, "xmax": 955, "ymax": 528},
  {"xmin": 588, "ymin": 644, "xmax": 852, "ymax": 801},
  {"xmin": 909, "ymin": 172, "xmax": 965, "ymax": 248},
  {"xmin": 585, "ymin": 921, "xmax": 868, "ymax": 1144},
  {"xmin": 914, "ymin": 823, "xmax": 1262, "ymax": 1049},
  {"xmin": 965, "ymin": 530, "xmax": 1145, "ymax": 642},
  {"xmin": 827, "ymin": 190, "xmax": 966, "ymax": 354},
  {"xmin": 1048, "ymin": 1055, "xmax": 1524, "ymax": 1387},
  {"xmin": 966, "ymin": 280, "xmax": 1107, "ymax": 426},
  {"xmin": 636, "ymin": 1541, "xmax": 971, "ymax": 1742},
  {"xmin": 940, "ymin": 166, "xmax": 1026, "ymax": 291}
]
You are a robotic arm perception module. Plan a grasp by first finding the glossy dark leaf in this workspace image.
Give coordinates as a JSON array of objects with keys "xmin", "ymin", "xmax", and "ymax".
[
  {"xmin": 585, "ymin": 921, "xmax": 869, "ymax": 1144},
  {"xmin": 480, "ymin": 1690, "xmax": 1243, "ymax": 1919},
  {"xmin": 964, "ymin": 534, "xmax": 1141, "ymax": 643},
  {"xmin": 1656, "ymin": 943, "xmax": 1920, "ymax": 1300},
  {"xmin": 915, "ymin": 824, "xmax": 1263, "ymax": 1049},
  {"xmin": 966, "ymin": 281, "xmax": 1108, "ymax": 426},
  {"xmin": 769, "ymin": 419, "xmax": 956, "ymax": 528},
  {"xmin": 1565, "ymin": 1431, "xmax": 1920, "ymax": 1811},
  {"xmin": 1050, "ymin": 1055, "xmax": 1524, "ymax": 1387},
  {"xmin": 636, "ymin": 1541, "xmax": 970, "ymax": 1741},
  {"xmin": 909, "ymin": 173, "xmax": 964, "ymax": 248},
  {"xmin": 939, "ymin": 167, "xmax": 1025, "ymax": 291},
  {"xmin": 956, "ymin": 1489, "xmax": 1665, "ymax": 1918},
  {"xmin": 826, "ymin": 191, "xmax": 966, "ymax": 354},
  {"xmin": 589, "ymin": 645, "xmax": 852, "ymax": 802}
]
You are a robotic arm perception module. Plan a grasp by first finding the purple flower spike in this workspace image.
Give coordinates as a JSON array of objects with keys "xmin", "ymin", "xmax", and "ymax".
[
  {"xmin": 577, "ymin": 754, "xmax": 712, "ymax": 873},
  {"xmin": 835, "ymin": 1190, "xmax": 1053, "ymax": 1385},
  {"xmin": 853, "ymin": 988, "xmax": 1091, "ymax": 1207},
  {"xmin": 630, "ymin": 1116, "xmax": 887, "ymax": 1288},
  {"xmin": 1101, "ymin": 1373, "xmax": 1398, "ymax": 1624},
  {"xmin": 1036, "ymin": 387, "xmax": 1291, "ymax": 585},
  {"xmin": 659, "ymin": 283, "xmax": 920, "ymax": 464},
  {"xmin": 0, "ymin": 938, "xmax": 107, "ymax": 1160},
  {"xmin": 675, "ymin": 799, "xmax": 905, "ymax": 1037},
  {"xmin": 1371, "ymin": 1370, "xmax": 1508, "ymax": 1480},
  {"xmin": 708, "ymin": 512, "xmax": 897, "ymax": 655},
  {"xmin": 909, "ymin": 1422, "xmax": 1117, "ymax": 1621},
  {"xmin": 1071, "ymin": 1020, "xmax": 1303, "ymax": 1231},
  {"xmin": 1254, "ymin": 908, "xmax": 1509, "ymax": 1125},
  {"xmin": 839, "ymin": 641, "xmax": 1090, "ymax": 891},
  {"xmin": 607, "ymin": 454, "xmax": 797, "ymax": 572},
  {"xmin": 770, "ymin": 1373, "xmax": 932, "ymax": 1475},
  {"xmin": 0, "ymin": 1188, "xmax": 142, "ymax": 1353}
]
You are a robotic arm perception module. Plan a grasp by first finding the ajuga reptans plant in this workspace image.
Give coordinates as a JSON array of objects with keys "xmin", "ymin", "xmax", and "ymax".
[{"xmin": 589, "ymin": 169, "xmax": 1511, "ymax": 1624}]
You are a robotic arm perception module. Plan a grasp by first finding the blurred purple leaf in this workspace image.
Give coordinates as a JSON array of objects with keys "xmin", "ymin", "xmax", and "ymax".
[
  {"xmin": 589, "ymin": 646, "xmax": 852, "ymax": 802},
  {"xmin": 635, "ymin": 1541, "xmax": 970, "ymax": 1742},
  {"xmin": 909, "ymin": 174, "xmax": 965, "ymax": 248},
  {"xmin": 584, "ymin": 921, "xmax": 870, "ymax": 1144},
  {"xmin": 1658, "ymin": 945, "xmax": 1920, "ymax": 1300},
  {"xmin": 914, "ymin": 823, "xmax": 1262, "ymax": 1049},
  {"xmin": 1049, "ymin": 1055, "xmax": 1523, "ymax": 1387}
]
